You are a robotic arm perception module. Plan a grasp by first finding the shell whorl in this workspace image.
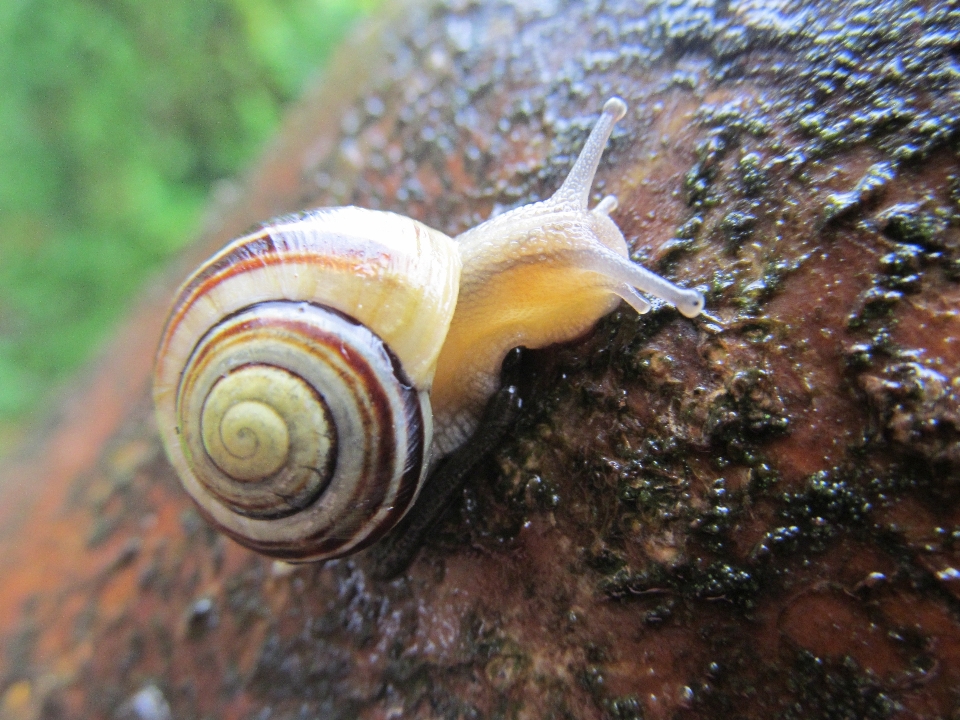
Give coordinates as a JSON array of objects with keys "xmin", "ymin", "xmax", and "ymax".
[
  {"xmin": 171, "ymin": 301, "xmax": 429, "ymax": 559},
  {"xmin": 153, "ymin": 208, "xmax": 460, "ymax": 560}
]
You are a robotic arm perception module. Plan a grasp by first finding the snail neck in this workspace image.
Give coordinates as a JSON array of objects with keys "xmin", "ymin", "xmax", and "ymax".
[
  {"xmin": 429, "ymin": 100, "xmax": 632, "ymax": 455},
  {"xmin": 430, "ymin": 203, "xmax": 628, "ymax": 455}
]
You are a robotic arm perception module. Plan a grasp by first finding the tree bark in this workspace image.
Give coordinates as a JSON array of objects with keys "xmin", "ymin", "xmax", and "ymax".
[{"xmin": 2, "ymin": 0, "xmax": 960, "ymax": 718}]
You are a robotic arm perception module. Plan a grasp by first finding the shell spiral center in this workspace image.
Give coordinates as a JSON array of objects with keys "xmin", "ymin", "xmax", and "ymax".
[{"xmin": 200, "ymin": 365, "xmax": 334, "ymax": 483}]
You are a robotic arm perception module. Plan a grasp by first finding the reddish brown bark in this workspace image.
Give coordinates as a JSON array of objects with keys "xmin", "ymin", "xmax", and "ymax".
[{"xmin": 2, "ymin": 1, "xmax": 960, "ymax": 718}]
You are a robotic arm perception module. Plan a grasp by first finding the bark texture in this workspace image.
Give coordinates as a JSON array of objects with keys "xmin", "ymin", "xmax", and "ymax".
[{"xmin": 2, "ymin": 0, "xmax": 960, "ymax": 718}]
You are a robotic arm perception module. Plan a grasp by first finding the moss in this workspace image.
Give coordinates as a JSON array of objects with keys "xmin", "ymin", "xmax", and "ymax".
[
  {"xmin": 822, "ymin": 162, "xmax": 897, "ymax": 225},
  {"xmin": 484, "ymin": 640, "xmax": 530, "ymax": 691},
  {"xmin": 858, "ymin": 361, "xmax": 960, "ymax": 469},
  {"xmin": 946, "ymin": 256, "xmax": 960, "ymax": 281},
  {"xmin": 737, "ymin": 152, "xmax": 768, "ymax": 196},
  {"xmin": 617, "ymin": 469, "xmax": 686, "ymax": 520},
  {"xmin": 605, "ymin": 696, "xmax": 644, "ymax": 720},
  {"xmin": 523, "ymin": 474, "xmax": 561, "ymax": 511},
  {"xmin": 223, "ymin": 563, "xmax": 269, "ymax": 628},
  {"xmin": 845, "ymin": 343, "xmax": 875, "ymax": 371},
  {"xmin": 847, "ymin": 287, "xmax": 902, "ymax": 329},
  {"xmin": 683, "ymin": 160, "xmax": 718, "ymax": 207},
  {"xmin": 680, "ymin": 102, "xmax": 772, "ymax": 210},
  {"xmin": 675, "ymin": 215, "xmax": 704, "ymax": 240},
  {"xmin": 184, "ymin": 597, "xmax": 217, "ymax": 641},
  {"xmin": 874, "ymin": 203, "xmax": 960, "ymax": 285},
  {"xmin": 457, "ymin": 475, "xmax": 530, "ymax": 549},
  {"xmin": 755, "ymin": 469, "xmax": 874, "ymax": 557},
  {"xmin": 877, "ymin": 243, "xmax": 923, "ymax": 292},
  {"xmin": 248, "ymin": 631, "xmax": 355, "ymax": 707},
  {"xmin": 655, "ymin": 235, "xmax": 697, "ymax": 270},
  {"xmin": 86, "ymin": 515, "xmax": 125, "ymax": 549},
  {"xmin": 615, "ymin": 309, "xmax": 685, "ymax": 381},
  {"xmin": 644, "ymin": 214, "xmax": 704, "ymax": 274},
  {"xmin": 706, "ymin": 368, "xmax": 790, "ymax": 459},
  {"xmin": 586, "ymin": 542, "xmax": 628, "ymax": 575},
  {"xmin": 781, "ymin": 652, "xmax": 899, "ymax": 720},
  {"xmin": 747, "ymin": 462, "xmax": 781, "ymax": 495},
  {"xmin": 687, "ymin": 562, "xmax": 761, "ymax": 609},
  {"xmin": 599, "ymin": 559, "xmax": 762, "ymax": 612},
  {"xmin": 877, "ymin": 204, "xmax": 945, "ymax": 249},
  {"xmin": 579, "ymin": 664, "xmax": 607, "ymax": 696},
  {"xmin": 693, "ymin": 478, "xmax": 738, "ymax": 552},
  {"xmin": 718, "ymin": 208, "xmax": 758, "ymax": 251}
]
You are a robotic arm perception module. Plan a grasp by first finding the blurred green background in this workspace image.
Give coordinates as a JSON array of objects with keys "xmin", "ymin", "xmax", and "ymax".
[{"xmin": 0, "ymin": 0, "xmax": 378, "ymax": 455}]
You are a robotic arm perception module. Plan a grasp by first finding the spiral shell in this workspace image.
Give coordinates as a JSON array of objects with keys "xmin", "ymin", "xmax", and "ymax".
[{"xmin": 154, "ymin": 208, "xmax": 461, "ymax": 560}]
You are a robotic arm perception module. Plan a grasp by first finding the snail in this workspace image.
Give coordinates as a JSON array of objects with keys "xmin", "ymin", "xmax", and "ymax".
[{"xmin": 153, "ymin": 97, "xmax": 705, "ymax": 562}]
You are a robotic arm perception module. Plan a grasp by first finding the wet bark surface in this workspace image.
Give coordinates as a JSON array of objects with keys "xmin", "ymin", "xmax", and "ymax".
[{"xmin": 2, "ymin": 0, "xmax": 960, "ymax": 718}]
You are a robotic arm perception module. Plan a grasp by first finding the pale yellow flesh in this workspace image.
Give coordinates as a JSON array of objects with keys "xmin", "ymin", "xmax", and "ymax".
[{"xmin": 432, "ymin": 257, "xmax": 621, "ymax": 452}]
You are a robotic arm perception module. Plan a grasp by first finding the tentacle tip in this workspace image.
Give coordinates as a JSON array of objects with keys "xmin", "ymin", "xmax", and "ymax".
[
  {"xmin": 594, "ymin": 195, "xmax": 618, "ymax": 216},
  {"xmin": 603, "ymin": 97, "xmax": 628, "ymax": 120},
  {"xmin": 677, "ymin": 289, "xmax": 706, "ymax": 319}
]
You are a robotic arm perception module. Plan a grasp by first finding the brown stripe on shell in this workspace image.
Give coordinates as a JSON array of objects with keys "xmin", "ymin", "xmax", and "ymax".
[
  {"xmin": 228, "ymin": 311, "xmax": 421, "ymax": 559},
  {"xmin": 158, "ymin": 221, "xmax": 399, "ymax": 360},
  {"xmin": 339, "ymin": 348, "xmax": 425, "ymax": 553},
  {"xmin": 275, "ymin": 355, "xmax": 426, "ymax": 560},
  {"xmin": 224, "ymin": 389, "xmax": 423, "ymax": 562}
]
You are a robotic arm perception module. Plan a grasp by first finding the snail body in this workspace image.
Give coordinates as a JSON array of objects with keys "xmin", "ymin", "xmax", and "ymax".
[{"xmin": 154, "ymin": 98, "xmax": 704, "ymax": 561}]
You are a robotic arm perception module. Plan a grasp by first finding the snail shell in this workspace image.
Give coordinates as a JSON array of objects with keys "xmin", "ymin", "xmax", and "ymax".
[
  {"xmin": 154, "ymin": 98, "xmax": 704, "ymax": 561},
  {"xmin": 154, "ymin": 209, "xmax": 459, "ymax": 559}
]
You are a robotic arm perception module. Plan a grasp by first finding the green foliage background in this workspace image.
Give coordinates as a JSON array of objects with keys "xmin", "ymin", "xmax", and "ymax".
[{"xmin": 0, "ymin": 0, "xmax": 376, "ymax": 451}]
